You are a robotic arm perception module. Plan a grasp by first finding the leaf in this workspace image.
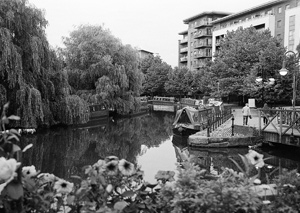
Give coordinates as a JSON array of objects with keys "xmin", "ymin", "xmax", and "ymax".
[
  {"xmin": 9, "ymin": 129, "xmax": 21, "ymax": 136},
  {"xmin": 66, "ymin": 195, "xmax": 75, "ymax": 204},
  {"xmin": 229, "ymin": 157, "xmax": 245, "ymax": 174},
  {"xmin": 6, "ymin": 182, "xmax": 24, "ymax": 200},
  {"xmin": 22, "ymin": 143, "xmax": 33, "ymax": 152},
  {"xmin": 122, "ymin": 190, "xmax": 135, "ymax": 197},
  {"xmin": 7, "ymin": 115, "xmax": 20, "ymax": 121},
  {"xmin": 114, "ymin": 201, "xmax": 128, "ymax": 211},
  {"xmin": 70, "ymin": 175, "xmax": 82, "ymax": 181},
  {"xmin": 7, "ymin": 135, "xmax": 19, "ymax": 142}
]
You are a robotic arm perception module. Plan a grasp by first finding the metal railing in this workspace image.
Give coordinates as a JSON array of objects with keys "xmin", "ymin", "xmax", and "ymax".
[{"xmin": 207, "ymin": 107, "xmax": 232, "ymax": 137}]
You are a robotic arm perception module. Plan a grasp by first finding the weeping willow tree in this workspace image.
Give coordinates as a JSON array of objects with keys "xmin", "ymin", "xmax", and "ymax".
[
  {"xmin": 0, "ymin": 0, "xmax": 89, "ymax": 128},
  {"xmin": 62, "ymin": 25, "xmax": 143, "ymax": 115}
]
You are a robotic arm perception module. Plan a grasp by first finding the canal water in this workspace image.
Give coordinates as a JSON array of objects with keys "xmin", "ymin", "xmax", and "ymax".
[{"xmin": 19, "ymin": 111, "xmax": 300, "ymax": 183}]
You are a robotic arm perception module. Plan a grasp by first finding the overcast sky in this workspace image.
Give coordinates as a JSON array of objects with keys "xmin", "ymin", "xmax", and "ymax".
[{"xmin": 29, "ymin": 0, "xmax": 272, "ymax": 68}]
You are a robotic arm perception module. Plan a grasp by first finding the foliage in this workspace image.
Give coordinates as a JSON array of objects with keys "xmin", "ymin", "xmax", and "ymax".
[
  {"xmin": 141, "ymin": 55, "xmax": 172, "ymax": 96},
  {"xmin": 211, "ymin": 27, "xmax": 286, "ymax": 103},
  {"xmin": 0, "ymin": 0, "xmax": 89, "ymax": 128},
  {"xmin": 62, "ymin": 25, "xmax": 143, "ymax": 115}
]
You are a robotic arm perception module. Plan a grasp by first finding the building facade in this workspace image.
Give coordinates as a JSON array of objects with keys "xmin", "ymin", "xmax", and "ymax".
[
  {"xmin": 179, "ymin": 0, "xmax": 300, "ymax": 69},
  {"xmin": 178, "ymin": 12, "xmax": 230, "ymax": 70}
]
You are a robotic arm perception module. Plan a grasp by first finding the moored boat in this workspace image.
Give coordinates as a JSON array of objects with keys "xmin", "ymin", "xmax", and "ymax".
[{"xmin": 172, "ymin": 106, "xmax": 212, "ymax": 136}]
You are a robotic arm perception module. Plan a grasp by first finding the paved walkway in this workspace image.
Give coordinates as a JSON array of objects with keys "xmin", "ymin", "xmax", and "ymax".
[{"xmin": 231, "ymin": 107, "xmax": 261, "ymax": 128}]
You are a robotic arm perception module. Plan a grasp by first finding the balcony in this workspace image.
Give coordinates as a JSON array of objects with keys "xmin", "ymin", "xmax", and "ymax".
[
  {"xmin": 180, "ymin": 56, "xmax": 188, "ymax": 62},
  {"xmin": 194, "ymin": 52, "xmax": 212, "ymax": 58},
  {"xmin": 194, "ymin": 31, "xmax": 212, "ymax": 39},
  {"xmin": 180, "ymin": 47, "xmax": 188, "ymax": 53},
  {"xmin": 193, "ymin": 62, "xmax": 206, "ymax": 68},
  {"xmin": 194, "ymin": 42, "xmax": 212, "ymax": 49},
  {"xmin": 180, "ymin": 38, "xmax": 188, "ymax": 44},
  {"xmin": 195, "ymin": 21, "xmax": 212, "ymax": 29}
]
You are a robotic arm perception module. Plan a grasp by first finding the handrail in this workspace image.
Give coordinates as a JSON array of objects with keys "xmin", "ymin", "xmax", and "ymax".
[{"xmin": 206, "ymin": 108, "xmax": 232, "ymax": 137}]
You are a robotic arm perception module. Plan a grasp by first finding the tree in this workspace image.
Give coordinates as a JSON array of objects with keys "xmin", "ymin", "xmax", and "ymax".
[
  {"xmin": 62, "ymin": 25, "xmax": 143, "ymax": 114},
  {"xmin": 165, "ymin": 66, "xmax": 189, "ymax": 97},
  {"xmin": 141, "ymin": 56, "xmax": 172, "ymax": 96},
  {"xmin": 211, "ymin": 27, "xmax": 286, "ymax": 105},
  {"xmin": 0, "ymin": 0, "xmax": 89, "ymax": 128}
]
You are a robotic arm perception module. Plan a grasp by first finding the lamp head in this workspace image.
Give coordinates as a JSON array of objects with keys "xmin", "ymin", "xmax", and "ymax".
[
  {"xmin": 256, "ymin": 76, "xmax": 263, "ymax": 82},
  {"xmin": 279, "ymin": 60, "xmax": 289, "ymax": 76}
]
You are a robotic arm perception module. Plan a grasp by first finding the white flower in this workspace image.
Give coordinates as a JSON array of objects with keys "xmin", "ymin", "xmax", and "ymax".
[
  {"xmin": 37, "ymin": 173, "xmax": 56, "ymax": 184},
  {"xmin": 93, "ymin": 159, "xmax": 106, "ymax": 173},
  {"xmin": 105, "ymin": 160, "xmax": 119, "ymax": 176},
  {"xmin": 245, "ymin": 150, "xmax": 264, "ymax": 168},
  {"xmin": 106, "ymin": 184, "xmax": 113, "ymax": 193},
  {"xmin": 0, "ymin": 157, "xmax": 20, "ymax": 193},
  {"xmin": 262, "ymin": 200, "xmax": 271, "ymax": 205},
  {"xmin": 22, "ymin": 165, "xmax": 37, "ymax": 178},
  {"xmin": 253, "ymin": 179, "xmax": 261, "ymax": 185},
  {"xmin": 0, "ymin": 157, "xmax": 20, "ymax": 181},
  {"xmin": 118, "ymin": 159, "xmax": 135, "ymax": 176},
  {"xmin": 53, "ymin": 179, "xmax": 74, "ymax": 194}
]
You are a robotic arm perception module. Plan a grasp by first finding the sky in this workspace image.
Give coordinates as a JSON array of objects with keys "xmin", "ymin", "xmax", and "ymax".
[{"xmin": 29, "ymin": 0, "xmax": 272, "ymax": 68}]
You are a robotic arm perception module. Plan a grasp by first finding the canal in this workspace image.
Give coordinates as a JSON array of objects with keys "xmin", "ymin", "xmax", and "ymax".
[{"xmin": 19, "ymin": 111, "xmax": 300, "ymax": 183}]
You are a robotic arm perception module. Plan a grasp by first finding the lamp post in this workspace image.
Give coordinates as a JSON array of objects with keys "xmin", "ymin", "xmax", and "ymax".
[
  {"xmin": 279, "ymin": 50, "xmax": 299, "ymax": 139},
  {"xmin": 256, "ymin": 67, "xmax": 275, "ymax": 105}
]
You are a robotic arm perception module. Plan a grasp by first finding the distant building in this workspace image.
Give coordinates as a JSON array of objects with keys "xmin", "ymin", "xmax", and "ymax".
[
  {"xmin": 178, "ymin": 11, "xmax": 231, "ymax": 71},
  {"xmin": 137, "ymin": 49, "xmax": 154, "ymax": 60},
  {"xmin": 178, "ymin": 0, "xmax": 300, "ymax": 69}
]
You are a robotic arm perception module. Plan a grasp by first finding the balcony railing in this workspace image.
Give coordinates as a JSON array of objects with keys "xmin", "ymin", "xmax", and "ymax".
[
  {"xmin": 194, "ymin": 52, "xmax": 212, "ymax": 58},
  {"xmin": 195, "ymin": 21, "xmax": 212, "ymax": 28},
  {"xmin": 180, "ymin": 47, "xmax": 188, "ymax": 53},
  {"xmin": 194, "ymin": 31, "xmax": 212, "ymax": 38},
  {"xmin": 180, "ymin": 38, "xmax": 188, "ymax": 44},
  {"xmin": 180, "ymin": 57, "xmax": 188, "ymax": 62},
  {"xmin": 194, "ymin": 42, "xmax": 212, "ymax": 48}
]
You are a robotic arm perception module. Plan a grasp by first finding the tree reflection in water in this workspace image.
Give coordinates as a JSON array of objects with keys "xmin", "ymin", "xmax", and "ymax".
[
  {"xmin": 19, "ymin": 112, "xmax": 174, "ymax": 179},
  {"xmin": 172, "ymin": 134, "xmax": 300, "ymax": 182}
]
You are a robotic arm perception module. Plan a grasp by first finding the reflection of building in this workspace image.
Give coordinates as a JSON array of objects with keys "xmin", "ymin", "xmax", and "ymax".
[
  {"xmin": 178, "ymin": 12, "xmax": 230, "ymax": 71},
  {"xmin": 137, "ymin": 49, "xmax": 154, "ymax": 60},
  {"xmin": 179, "ymin": 0, "xmax": 300, "ymax": 69}
]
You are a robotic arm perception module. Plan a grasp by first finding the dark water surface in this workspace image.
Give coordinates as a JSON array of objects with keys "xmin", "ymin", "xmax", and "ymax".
[{"xmin": 19, "ymin": 112, "xmax": 300, "ymax": 183}]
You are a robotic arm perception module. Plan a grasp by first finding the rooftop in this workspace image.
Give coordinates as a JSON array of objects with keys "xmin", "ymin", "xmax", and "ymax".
[
  {"xmin": 211, "ymin": 0, "xmax": 286, "ymax": 24},
  {"xmin": 183, "ymin": 11, "xmax": 232, "ymax": 24}
]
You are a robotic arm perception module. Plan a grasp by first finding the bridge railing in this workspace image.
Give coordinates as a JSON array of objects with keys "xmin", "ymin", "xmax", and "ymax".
[
  {"xmin": 258, "ymin": 108, "xmax": 300, "ymax": 143},
  {"xmin": 207, "ymin": 107, "xmax": 232, "ymax": 137}
]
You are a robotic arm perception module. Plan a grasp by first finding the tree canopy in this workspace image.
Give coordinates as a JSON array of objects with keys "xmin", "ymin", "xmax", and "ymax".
[
  {"xmin": 211, "ymin": 27, "xmax": 287, "ymax": 104},
  {"xmin": 0, "ymin": 0, "xmax": 89, "ymax": 128},
  {"xmin": 62, "ymin": 25, "xmax": 143, "ymax": 114}
]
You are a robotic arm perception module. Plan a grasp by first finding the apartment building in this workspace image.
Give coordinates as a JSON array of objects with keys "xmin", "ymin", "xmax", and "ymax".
[
  {"xmin": 178, "ymin": 11, "xmax": 230, "ymax": 70},
  {"xmin": 178, "ymin": 0, "xmax": 300, "ymax": 69},
  {"xmin": 212, "ymin": 0, "xmax": 300, "ymax": 57}
]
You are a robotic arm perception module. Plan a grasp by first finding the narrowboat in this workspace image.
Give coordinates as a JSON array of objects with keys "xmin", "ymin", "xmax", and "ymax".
[{"xmin": 172, "ymin": 106, "xmax": 212, "ymax": 136}]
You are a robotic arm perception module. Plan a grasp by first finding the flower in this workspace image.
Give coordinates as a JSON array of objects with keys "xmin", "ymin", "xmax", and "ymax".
[
  {"xmin": 22, "ymin": 165, "xmax": 37, "ymax": 178},
  {"xmin": 53, "ymin": 179, "xmax": 74, "ymax": 194},
  {"xmin": 106, "ymin": 184, "xmax": 113, "ymax": 193},
  {"xmin": 0, "ymin": 157, "xmax": 20, "ymax": 181},
  {"xmin": 105, "ymin": 160, "xmax": 119, "ymax": 176},
  {"xmin": 37, "ymin": 173, "xmax": 56, "ymax": 184},
  {"xmin": 118, "ymin": 159, "xmax": 135, "ymax": 176},
  {"xmin": 245, "ymin": 150, "xmax": 264, "ymax": 168},
  {"xmin": 105, "ymin": 156, "xmax": 119, "ymax": 162},
  {"xmin": 93, "ymin": 159, "xmax": 106, "ymax": 173}
]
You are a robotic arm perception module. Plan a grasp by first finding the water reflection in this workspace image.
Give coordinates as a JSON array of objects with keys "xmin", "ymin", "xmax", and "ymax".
[
  {"xmin": 18, "ymin": 111, "xmax": 300, "ymax": 183},
  {"xmin": 19, "ymin": 112, "xmax": 174, "ymax": 180},
  {"xmin": 172, "ymin": 134, "xmax": 300, "ymax": 180}
]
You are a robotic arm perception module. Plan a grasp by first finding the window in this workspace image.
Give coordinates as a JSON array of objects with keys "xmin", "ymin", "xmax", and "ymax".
[
  {"xmin": 277, "ymin": 34, "xmax": 281, "ymax": 39},
  {"xmin": 288, "ymin": 15, "xmax": 295, "ymax": 50},
  {"xmin": 278, "ymin": 7, "xmax": 282, "ymax": 13},
  {"xmin": 277, "ymin": 20, "xmax": 282, "ymax": 28},
  {"xmin": 285, "ymin": 4, "xmax": 290, "ymax": 10}
]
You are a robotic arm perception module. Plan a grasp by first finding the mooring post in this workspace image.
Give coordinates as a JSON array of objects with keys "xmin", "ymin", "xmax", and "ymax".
[
  {"xmin": 231, "ymin": 115, "xmax": 235, "ymax": 136},
  {"xmin": 207, "ymin": 119, "xmax": 210, "ymax": 137}
]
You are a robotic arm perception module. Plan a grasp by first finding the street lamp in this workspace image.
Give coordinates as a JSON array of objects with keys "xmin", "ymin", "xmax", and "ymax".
[
  {"xmin": 279, "ymin": 50, "xmax": 299, "ymax": 140},
  {"xmin": 279, "ymin": 50, "xmax": 299, "ymax": 110},
  {"xmin": 255, "ymin": 67, "xmax": 275, "ymax": 105}
]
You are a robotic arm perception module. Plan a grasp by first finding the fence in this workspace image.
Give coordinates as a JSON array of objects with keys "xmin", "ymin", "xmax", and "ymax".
[{"xmin": 206, "ymin": 107, "xmax": 232, "ymax": 137}]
